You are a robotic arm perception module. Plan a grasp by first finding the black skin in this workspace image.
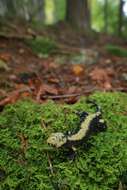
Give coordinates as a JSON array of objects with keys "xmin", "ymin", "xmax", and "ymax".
[
  {"xmin": 66, "ymin": 116, "xmax": 106, "ymax": 160},
  {"xmin": 76, "ymin": 111, "xmax": 88, "ymax": 123}
]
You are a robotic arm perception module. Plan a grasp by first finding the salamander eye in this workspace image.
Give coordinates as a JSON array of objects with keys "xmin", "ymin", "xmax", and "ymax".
[{"xmin": 51, "ymin": 137, "xmax": 56, "ymax": 141}]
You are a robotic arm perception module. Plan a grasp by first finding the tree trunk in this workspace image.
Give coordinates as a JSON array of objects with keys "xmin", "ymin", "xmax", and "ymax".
[
  {"xmin": 5, "ymin": 0, "xmax": 16, "ymax": 18},
  {"xmin": 38, "ymin": 0, "xmax": 44, "ymax": 21},
  {"xmin": 118, "ymin": 0, "xmax": 124, "ymax": 36},
  {"xmin": 104, "ymin": 0, "xmax": 108, "ymax": 33},
  {"xmin": 66, "ymin": 0, "xmax": 91, "ymax": 30}
]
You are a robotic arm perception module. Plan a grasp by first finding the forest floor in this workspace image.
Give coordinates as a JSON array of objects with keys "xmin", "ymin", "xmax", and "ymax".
[
  {"xmin": 1, "ymin": 22, "xmax": 127, "ymax": 190},
  {"xmin": 0, "ymin": 22, "xmax": 127, "ymax": 109}
]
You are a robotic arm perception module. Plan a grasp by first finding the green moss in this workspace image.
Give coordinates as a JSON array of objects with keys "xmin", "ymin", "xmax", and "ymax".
[
  {"xmin": 106, "ymin": 44, "xmax": 127, "ymax": 57},
  {"xmin": 0, "ymin": 92, "xmax": 127, "ymax": 190},
  {"xmin": 25, "ymin": 37, "xmax": 57, "ymax": 57}
]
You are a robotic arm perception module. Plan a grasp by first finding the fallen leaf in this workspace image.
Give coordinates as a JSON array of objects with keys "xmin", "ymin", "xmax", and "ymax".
[
  {"xmin": 49, "ymin": 61, "xmax": 59, "ymax": 69},
  {"xmin": 106, "ymin": 67, "xmax": 115, "ymax": 76},
  {"xmin": 42, "ymin": 84, "xmax": 58, "ymax": 95},
  {"xmin": 0, "ymin": 87, "xmax": 31, "ymax": 106},
  {"xmin": 21, "ymin": 92, "xmax": 31, "ymax": 98},
  {"xmin": 65, "ymin": 96, "xmax": 78, "ymax": 104},
  {"xmin": 0, "ymin": 53, "xmax": 11, "ymax": 62},
  {"xmin": 89, "ymin": 67, "xmax": 113, "ymax": 89},
  {"xmin": 19, "ymin": 48, "xmax": 25, "ymax": 54},
  {"xmin": 103, "ymin": 81, "xmax": 112, "ymax": 90},
  {"xmin": 48, "ymin": 77, "xmax": 59, "ymax": 84},
  {"xmin": 67, "ymin": 86, "xmax": 77, "ymax": 94},
  {"xmin": 36, "ymin": 83, "xmax": 58, "ymax": 101},
  {"xmin": 72, "ymin": 65, "xmax": 84, "ymax": 76}
]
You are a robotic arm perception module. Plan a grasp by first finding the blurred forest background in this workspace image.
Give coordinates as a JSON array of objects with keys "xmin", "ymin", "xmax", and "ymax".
[
  {"xmin": 0, "ymin": 0, "xmax": 127, "ymax": 36},
  {"xmin": 0, "ymin": 0, "xmax": 127, "ymax": 107}
]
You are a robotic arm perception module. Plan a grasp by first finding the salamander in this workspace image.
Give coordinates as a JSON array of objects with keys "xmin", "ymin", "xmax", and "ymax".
[{"xmin": 47, "ymin": 100, "xmax": 107, "ymax": 158}]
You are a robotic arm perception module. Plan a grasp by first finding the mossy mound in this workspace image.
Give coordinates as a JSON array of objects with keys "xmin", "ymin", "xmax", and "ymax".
[
  {"xmin": 25, "ymin": 37, "xmax": 57, "ymax": 57},
  {"xmin": 0, "ymin": 92, "xmax": 127, "ymax": 190},
  {"xmin": 106, "ymin": 44, "xmax": 127, "ymax": 57}
]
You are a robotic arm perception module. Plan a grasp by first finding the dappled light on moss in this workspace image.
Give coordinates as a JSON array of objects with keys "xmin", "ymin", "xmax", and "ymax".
[{"xmin": 0, "ymin": 92, "xmax": 127, "ymax": 190}]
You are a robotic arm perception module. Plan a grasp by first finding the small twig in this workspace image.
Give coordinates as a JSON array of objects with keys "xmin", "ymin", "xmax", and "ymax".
[
  {"xmin": 17, "ymin": 133, "xmax": 28, "ymax": 154},
  {"xmin": 113, "ymin": 87, "xmax": 127, "ymax": 92},
  {"xmin": 47, "ymin": 153, "xmax": 54, "ymax": 175},
  {"xmin": 41, "ymin": 88, "xmax": 98, "ymax": 100},
  {"xmin": 42, "ymin": 93, "xmax": 81, "ymax": 99},
  {"xmin": 41, "ymin": 119, "xmax": 47, "ymax": 129},
  {"xmin": 0, "ymin": 32, "xmax": 34, "ymax": 40},
  {"xmin": 57, "ymin": 43, "xmax": 83, "ymax": 54}
]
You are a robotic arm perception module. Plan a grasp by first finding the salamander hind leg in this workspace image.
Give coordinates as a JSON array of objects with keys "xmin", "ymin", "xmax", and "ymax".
[{"xmin": 66, "ymin": 147, "xmax": 77, "ymax": 160}]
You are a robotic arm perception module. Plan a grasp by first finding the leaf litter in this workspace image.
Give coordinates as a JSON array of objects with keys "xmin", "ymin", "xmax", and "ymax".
[{"xmin": 0, "ymin": 33, "xmax": 127, "ymax": 107}]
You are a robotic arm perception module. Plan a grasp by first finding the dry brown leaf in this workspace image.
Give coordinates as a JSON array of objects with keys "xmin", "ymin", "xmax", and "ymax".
[
  {"xmin": 19, "ymin": 48, "xmax": 25, "ymax": 54},
  {"xmin": 48, "ymin": 77, "xmax": 59, "ymax": 84},
  {"xmin": 72, "ymin": 65, "xmax": 84, "ymax": 76},
  {"xmin": 21, "ymin": 92, "xmax": 31, "ymax": 98},
  {"xmin": 0, "ymin": 87, "xmax": 31, "ymax": 106},
  {"xmin": 42, "ymin": 84, "xmax": 58, "ymax": 95},
  {"xmin": 106, "ymin": 67, "xmax": 115, "ymax": 76},
  {"xmin": 103, "ymin": 81, "xmax": 112, "ymax": 90},
  {"xmin": 49, "ymin": 61, "xmax": 59, "ymax": 69},
  {"xmin": 36, "ymin": 83, "xmax": 58, "ymax": 101},
  {"xmin": 67, "ymin": 86, "xmax": 77, "ymax": 94},
  {"xmin": 0, "ymin": 53, "xmax": 11, "ymax": 62},
  {"xmin": 0, "ymin": 92, "xmax": 20, "ymax": 106},
  {"xmin": 89, "ymin": 67, "xmax": 113, "ymax": 89}
]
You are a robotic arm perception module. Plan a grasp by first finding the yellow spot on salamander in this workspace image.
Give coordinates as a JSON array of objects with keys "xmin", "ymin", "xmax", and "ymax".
[
  {"xmin": 47, "ymin": 132, "xmax": 67, "ymax": 148},
  {"xmin": 68, "ymin": 113, "xmax": 99, "ymax": 141}
]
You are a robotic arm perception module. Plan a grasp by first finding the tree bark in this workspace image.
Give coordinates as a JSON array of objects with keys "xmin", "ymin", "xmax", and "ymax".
[
  {"xmin": 38, "ymin": 0, "xmax": 44, "ymax": 20},
  {"xmin": 66, "ymin": 0, "xmax": 91, "ymax": 30},
  {"xmin": 118, "ymin": 0, "xmax": 124, "ymax": 36}
]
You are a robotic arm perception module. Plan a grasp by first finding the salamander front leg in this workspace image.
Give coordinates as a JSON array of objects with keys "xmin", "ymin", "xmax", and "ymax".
[
  {"xmin": 66, "ymin": 147, "xmax": 77, "ymax": 160},
  {"xmin": 76, "ymin": 111, "xmax": 88, "ymax": 123}
]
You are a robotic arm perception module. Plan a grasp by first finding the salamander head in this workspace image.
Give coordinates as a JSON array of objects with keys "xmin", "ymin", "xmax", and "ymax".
[
  {"xmin": 47, "ymin": 132, "xmax": 67, "ymax": 148},
  {"xmin": 91, "ymin": 113, "xmax": 107, "ymax": 132}
]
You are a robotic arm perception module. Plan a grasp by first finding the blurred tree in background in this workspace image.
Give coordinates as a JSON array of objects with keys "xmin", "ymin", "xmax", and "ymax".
[
  {"xmin": 66, "ymin": 0, "xmax": 91, "ymax": 30},
  {"xmin": 118, "ymin": 0, "xmax": 124, "ymax": 36},
  {"xmin": 91, "ymin": 0, "xmax": 119, "ymax": 34},
  {"xmin": 0, "ymin": 0, "xmax": 127, "ymax": 37}
]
